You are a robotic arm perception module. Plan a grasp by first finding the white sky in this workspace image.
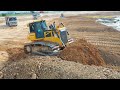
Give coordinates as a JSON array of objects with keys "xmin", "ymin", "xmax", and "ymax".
[{"xmin": 0, "ymin": 11, "xmax": 30, "ymax": 14}]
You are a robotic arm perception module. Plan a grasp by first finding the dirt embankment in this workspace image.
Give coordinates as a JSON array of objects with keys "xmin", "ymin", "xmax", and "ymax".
[
  {"xmin": 59, "ymin": 39, "xmax": 106, "ymax": 66},
  {"xmin": 58, "ymin": 39, "xmax": 120, "ymax": 66}
]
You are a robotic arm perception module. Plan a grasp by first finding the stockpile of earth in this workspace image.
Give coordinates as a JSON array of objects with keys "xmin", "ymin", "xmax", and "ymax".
[
  {"xmin": 58, "ymin": 39, "xmax": 106, "ymax": 66},
  {"xmin": 59, "ymin": 39, "xmax": 120, "ymax": 66}
]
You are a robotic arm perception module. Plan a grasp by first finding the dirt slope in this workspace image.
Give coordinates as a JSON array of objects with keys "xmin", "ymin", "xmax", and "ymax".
[
  {"xmin": 59, "ymin": 39, "xmax": 106, "ymax": 66},
  {"xmin": 59, "ymin": 39, "xmax": 120, "ymax": 66}
]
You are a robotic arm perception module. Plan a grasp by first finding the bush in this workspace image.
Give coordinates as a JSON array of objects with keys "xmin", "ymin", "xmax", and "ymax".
[{"xmin": 1, "ymin": 13, "xmax": 7, "ymax": 16}]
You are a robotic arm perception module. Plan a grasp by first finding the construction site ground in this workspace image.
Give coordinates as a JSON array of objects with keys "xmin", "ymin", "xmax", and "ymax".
[{"xmin": 0, "ymin": 13, "xmax": 120, "ymax": 79}]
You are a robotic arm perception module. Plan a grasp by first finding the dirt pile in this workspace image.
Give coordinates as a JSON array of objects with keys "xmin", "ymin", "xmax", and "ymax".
[
  {"xmin": 59, "ymin": 39, "xmax": 106, "ymax": 66},
  {"xmin": 6, "ymin": 48, "xmax": 28, "ymax": 61}
]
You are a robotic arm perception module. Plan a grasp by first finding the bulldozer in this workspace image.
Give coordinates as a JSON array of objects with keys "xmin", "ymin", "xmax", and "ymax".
[{"xmin": 24, "ymin": 20, "xmax": 74, "ymax": 56}]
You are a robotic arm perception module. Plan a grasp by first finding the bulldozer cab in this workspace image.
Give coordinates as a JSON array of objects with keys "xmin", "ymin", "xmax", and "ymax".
[{"xmin": 29, "ymin": 20, "xmax": 54, "ymax": 39}]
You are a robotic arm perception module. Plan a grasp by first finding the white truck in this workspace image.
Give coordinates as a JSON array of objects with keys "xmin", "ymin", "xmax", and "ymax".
[{"xmin": 5, "ymin": 17, "xmax": 17, "ymax": 27}]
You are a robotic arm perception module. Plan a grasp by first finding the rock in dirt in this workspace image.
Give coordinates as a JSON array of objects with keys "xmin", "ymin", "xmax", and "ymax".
[{"xmin": 58, "ymin": 39, "xmax": 106, "ymax": 66}]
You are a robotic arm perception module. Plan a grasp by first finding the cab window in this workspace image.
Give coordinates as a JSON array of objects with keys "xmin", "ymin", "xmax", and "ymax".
[{"xmin": 29, "ymin": 24, "xmax": 35, "ymax": 33}]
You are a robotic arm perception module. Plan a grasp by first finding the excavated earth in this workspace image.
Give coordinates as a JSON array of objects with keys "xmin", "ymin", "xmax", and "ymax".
[
  {"xmin": 59, "ymin": 39, "xmax": 106, "ymax": 66},
  {"xmin": 59, "ymin": 39, "xmax": 120, "ymax": 66}
]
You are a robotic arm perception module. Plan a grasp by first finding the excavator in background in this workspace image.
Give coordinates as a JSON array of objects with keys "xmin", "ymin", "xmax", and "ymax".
[{"xmin": 24, "ymin": 20, "xmax": 74, "ymax": 56}]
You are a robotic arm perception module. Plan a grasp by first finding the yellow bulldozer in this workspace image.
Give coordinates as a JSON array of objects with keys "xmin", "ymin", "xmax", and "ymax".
[{"xmin": 24, "ymin": 20, "xmax": 74, "ymax": 55}]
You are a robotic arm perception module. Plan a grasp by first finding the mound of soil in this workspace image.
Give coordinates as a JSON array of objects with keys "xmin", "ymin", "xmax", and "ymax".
[
  {"xmin": 58, "ymin": 39, "xmax": 106, "ymax": 66},
  {"xmin": 6, "ymin": 48, "xmax": 28, "ymax": 61}
]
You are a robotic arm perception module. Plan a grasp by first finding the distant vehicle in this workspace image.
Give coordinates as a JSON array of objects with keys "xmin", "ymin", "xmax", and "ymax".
[
  {"xmin": 30, "ymin": 11, "xmax": 41, "ymax": 20},
  {"xmin": 39, "ymin": 11, "xmax": 44, "ymax": 13},
  {"xmin": 5, "ymin": 17, "xmax": 17, "ymax": 27},
  {"xmin": 60, "ymin": 13, "xmax": 64, "ymax": 18}
]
